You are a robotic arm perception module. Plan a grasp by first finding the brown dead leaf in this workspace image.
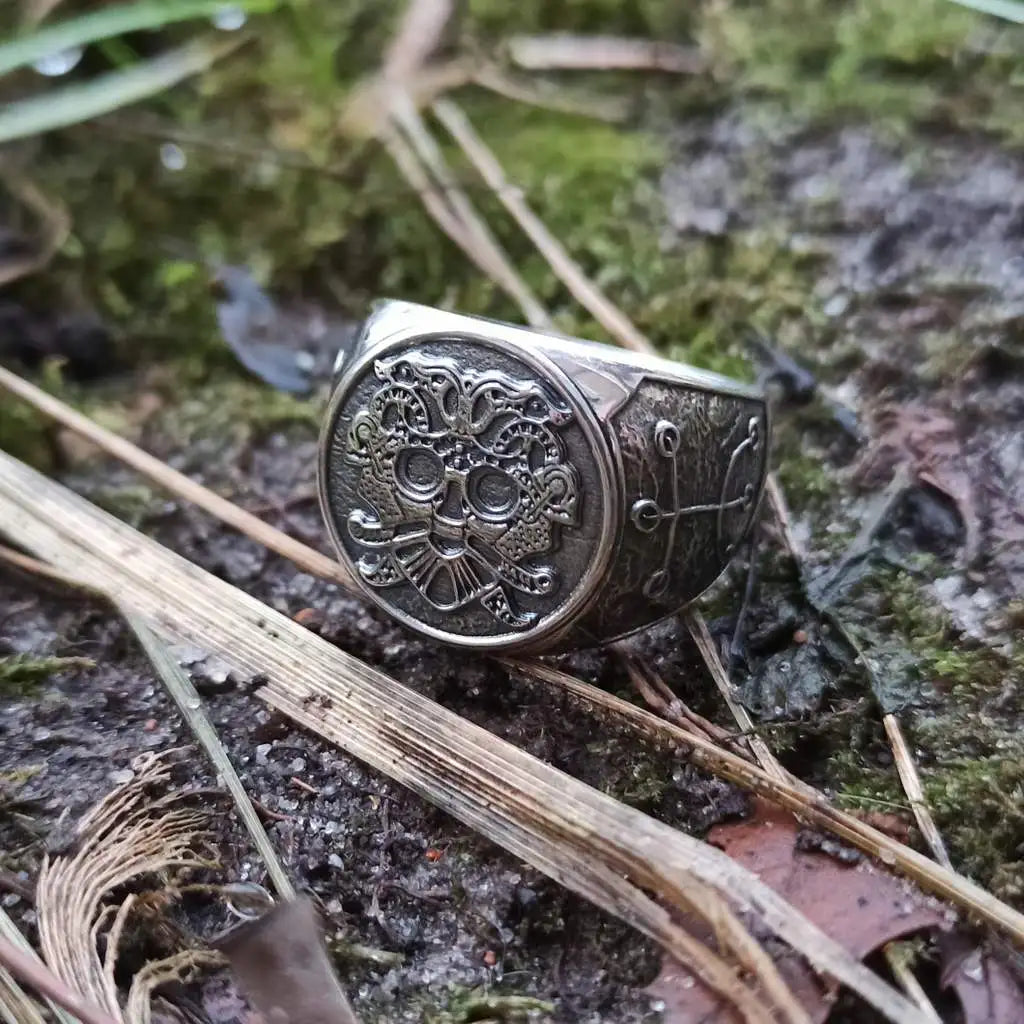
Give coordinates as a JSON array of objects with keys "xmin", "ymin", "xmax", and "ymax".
[
  {"xmin": 646, "ymin": 799, "xmax": 945, "ymax": 1024},
  {"xmin": 938, "ymin": 933, "xmax": 1024, "ymax": 1024},
  {"xmin": 213, "ymin": 897, "xmax": 359, "ymax": 1024},
  {"xmin": 853, "ymin": 402, "xmax": 978, "ymax": 564}
]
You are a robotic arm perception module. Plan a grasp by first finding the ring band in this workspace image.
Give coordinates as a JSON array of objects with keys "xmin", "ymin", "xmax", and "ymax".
[{"xmin": 318, "ymin": 300, "xmax": 769, "ymax": 654}]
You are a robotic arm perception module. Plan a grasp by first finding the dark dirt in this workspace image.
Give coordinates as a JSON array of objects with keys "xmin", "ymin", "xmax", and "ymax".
[{"xmin": 4, "ymin": 12, "xmax": 1024, "ymax": 1024}]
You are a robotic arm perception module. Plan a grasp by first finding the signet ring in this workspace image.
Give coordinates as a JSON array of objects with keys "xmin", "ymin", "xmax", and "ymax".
[{"xmin": 318, "ymin": 300, "xmax": 769, "ymax": 654}]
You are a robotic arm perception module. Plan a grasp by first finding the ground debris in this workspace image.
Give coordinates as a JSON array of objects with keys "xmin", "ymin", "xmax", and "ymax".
[
  {"xmin": 646, "ymin": 799, "xmax": 946, "ymax": 1024},
  {"xmin": 938, "ymin": 933, "xmax": 1024, "ymax": 1024},
  {"xmin": 35, "ymin": 748, "xmax": 218, "ymax": 1024},
  {"xmin": 212, "ymin": 265, "xmax": 354, "ymax": 395},
  {"xmin": 214, "ymin": 895, "xmax": 360, "ymax": 1024}
]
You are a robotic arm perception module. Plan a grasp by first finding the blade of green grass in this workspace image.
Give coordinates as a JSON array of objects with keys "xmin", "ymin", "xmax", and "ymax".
[
  {"xmin": 947, "ymin": 0, "xmax": 1024, "ymax": 22},
  {"xmin": 0, "ymin": 35, "xmax": 244, "ymax": 144},
  {"xmin": 0, "ymin": 0, "xmax": 276, "ymax": 76}
]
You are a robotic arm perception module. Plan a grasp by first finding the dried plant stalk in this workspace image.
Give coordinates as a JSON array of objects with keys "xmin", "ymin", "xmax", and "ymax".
[
  {"xmin": 0, "ymin": 450, "xmax": 933, "ymax": 1024},
  {"xmin": 0, "ymin": 930, "xmax": 118, "ymax": 1024},
  {"xmin": 506, "ymin": 34, "xmax": 706, "ymax": 74},
  {"xmin": 35, "ymin": 750, "xmax": 213, "ymax": 1023},
  {"xmin": 0, "ymin": 910, "xmax": 79, "ymax": 1024}
]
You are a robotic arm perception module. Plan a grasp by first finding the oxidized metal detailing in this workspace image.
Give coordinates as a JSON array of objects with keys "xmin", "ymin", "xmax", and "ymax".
[
  {"xmin": 344, "ymin": 353, "xmax": 581, "ymax": 629},
  {"xmin": 630, "ymin": 412, "xmax": 761, "ymax": 598},
  {"xmin": 319, "ymin": 300, "xmax": 769, "ymax": 654}
]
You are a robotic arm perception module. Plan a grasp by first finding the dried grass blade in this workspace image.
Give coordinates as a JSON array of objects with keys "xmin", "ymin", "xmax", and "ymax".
[
  {"xmin": 34, "ymin": 750, "xmax": 214, "ymax": 1022},
  {"xmin": 432, "ymin": 97, "xmax": 650, "ymax": 351},
  {"xmin": 506, "ymin": 34, "xmax": 706, "ymax": 74},
  {"xmin": 0, "ymin": 910, "xmax": 78, "ymax": 1024},
  {"xmin": 0, "ymin": 365, "xmax": 352, "ymax": 588},
  {"xmin": 0, "ymin": 921, "xmax": 116, "ymax": 1024},
  {"xmin": 388, "ymin": 97, "xmax": 551, "ymax": 329},
  {"xmin": 121, "ymin": 609, "xmax": 297, "ymax": 899},
  {"xmin": 0, "ymin": 450, "xmax": 932, "ymax": 1024}
]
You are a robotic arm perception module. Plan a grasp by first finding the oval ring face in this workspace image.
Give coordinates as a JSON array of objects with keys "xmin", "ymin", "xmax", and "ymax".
[{"xmin": 320, "ymin": 334, "xmax": 614, "ymax": 648}]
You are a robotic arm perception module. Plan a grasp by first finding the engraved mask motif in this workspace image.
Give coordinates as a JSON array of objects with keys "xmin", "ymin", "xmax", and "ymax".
[{"xmin": 345, "ymin": 354, "xmax": 581, "ymax": 628}]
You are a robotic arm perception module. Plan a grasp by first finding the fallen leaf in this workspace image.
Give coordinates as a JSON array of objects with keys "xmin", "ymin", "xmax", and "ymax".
[
  {"xmin": 214, "ymin": 896, "xmax": 360, "ymax": 1024},
  {"xmin": 854, "ymin": 401, "xmax": 977, "ymax": 564},
  {"xmin": 647, "ymin": 799, "xmax": 945, "ymax": 1023},
  {"xmin": 938, "ymin": 932, "xmax": 1024, "ymax": 1024}
]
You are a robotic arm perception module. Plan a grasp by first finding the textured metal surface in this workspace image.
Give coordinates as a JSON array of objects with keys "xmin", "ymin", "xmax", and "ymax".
[
  {"xmin": 569, "ymin": 377, "xmax": 767, "ymax": 647},
  {"xmin": 321, "ymin": 333, "xmax": 613, "ymax": 649},
  {"xmin": 319, "ymin": 301, "xmax": 768, "ymax": 653}
]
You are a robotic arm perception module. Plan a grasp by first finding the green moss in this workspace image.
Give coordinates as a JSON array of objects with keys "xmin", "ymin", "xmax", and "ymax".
[
  {"xmin": 0, "ymin": 654, "xmax": 94, "ymax": 696},
  {"xmin": 700, "ymin": 0, "xmax": 1013, "ymax": 132},
  {"xmin": 924, "ymin": 754, "xmax": 1024, "ymax": 901},
  {"xmin": 0, "ymin": 403, "xmax": 54, "ymax": 472},
  {"xmin": 154, "ymin": 375, "xmax": 321, "ymax": 453},
  {"xmin": 426, "ymin": 988, "xmax": 555, "ymax": 1024},
  {"xmin": 772, "ymin": 447, "xmax": 834, "ymax": 509},
  {"xmin": 829, "ymin": 746, "xmax": 906, "ymax": 813}
]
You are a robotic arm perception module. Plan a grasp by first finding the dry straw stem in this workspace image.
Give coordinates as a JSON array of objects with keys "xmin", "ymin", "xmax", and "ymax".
[
  {"xmin": 0, "ymin": 924, "xmax": 47, "ymax": 1024},
  {"xmin": 431, "ymin": 97, "xmax": 651, "ymax": 351},
  {"xmin": 505, "ymin": 34, "xmax": 706, "ymax": 74},
  {"xmin": 122, "ymin": 609, "xmax": 299, "ymax": 900},
  {"xmin": 0, "ymin": 450, "xmax": 933, "ymax": 1024},
  {"xmin": 0, "ymin": 364, "xmax": 353, "ymax": 589},
  {"xmin": 0, "ymin": 931, "xmax": 117, "ymax": 1024},
  {"xmin": 0, "ymin": 910, "xmax": 79, "ymax": 1024},
  {"xmin": 0, "ymin": 369, "xmax": 1019, "ymax": 943},
  {"xmin": 387, "ymin": 96, "xmax": 551, "ymax": 329},
  {"xmin": 36, "ymin": 750, "xmax": 213, "ymax": 1023}
]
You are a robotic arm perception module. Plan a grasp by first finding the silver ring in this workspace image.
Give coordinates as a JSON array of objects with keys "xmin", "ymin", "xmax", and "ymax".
[{"xmin": 318, "ymin": 300, "xmax": 769, "ymax": 654}]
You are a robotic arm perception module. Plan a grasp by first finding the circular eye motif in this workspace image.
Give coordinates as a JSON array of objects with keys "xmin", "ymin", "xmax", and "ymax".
[
  {"xmin": 395, "ymin": 447, "xmax": 444, "ymax": 498},
  {"xmin": 468, "ymin": 467, "xmax": 520, "ymax": 520}
]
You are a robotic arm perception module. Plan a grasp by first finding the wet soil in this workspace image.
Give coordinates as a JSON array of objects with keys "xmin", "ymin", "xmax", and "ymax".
[{"xmin": 3, "ymin": 98, "xmax": 1024, "ymax": 1024}]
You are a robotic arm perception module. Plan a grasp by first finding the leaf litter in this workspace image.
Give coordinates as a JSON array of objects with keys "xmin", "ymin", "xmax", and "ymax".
[{"xmin": 646, "ymin": 799, "xmax": 1023, "ymax": 1024}]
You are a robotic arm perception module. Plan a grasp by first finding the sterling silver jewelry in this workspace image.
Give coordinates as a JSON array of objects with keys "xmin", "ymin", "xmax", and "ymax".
[{"xmin": 318, "ymin": 300, "xmax": 769, "ymax": 654}]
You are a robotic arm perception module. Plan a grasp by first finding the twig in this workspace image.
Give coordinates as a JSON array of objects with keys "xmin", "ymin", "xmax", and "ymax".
[
  {"xmin": 388, "ymin": 97, "xmax": 551, "ymax": 328},
  {"xmin": 616, "ymin": 647, "xmax": 735, "ymax": 747},
  {"xmin": 381, "ymin": 0, "xmax": 453, "ymax": 83},
  {"xmin": 505, "ymin": 34, "xmax": 706, "ymax": 74},
  {"xmin": 471, "ymin": 63, "xmax": 630, "ymax": 122},
  {"xmin": 684, "ymin": 611, "xmax": 793, "ymax": 784},
  {"xmin": 883, "ymin": 714, "xmax": 953, "ymax": 870},
  {"xmin": 0, "ymin": 932, "xmax": 117, "ymax": 1024},
  {"xmin": 121, "ymin": 610, "xmax": 297, "ymax": 899},
  {"xmin": 0, "ymin": 365, "xmax": 353, "ymax": 590},
  {"xmin": 432, "ymin": 97, "xmax": 650, "ymax": 351}
]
